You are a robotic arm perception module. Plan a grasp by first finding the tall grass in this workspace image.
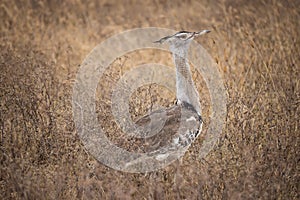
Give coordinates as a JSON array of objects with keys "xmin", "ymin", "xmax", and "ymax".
[{"xmin": 0, "ymin": 0, "xmax": 299, "ymax": 199}]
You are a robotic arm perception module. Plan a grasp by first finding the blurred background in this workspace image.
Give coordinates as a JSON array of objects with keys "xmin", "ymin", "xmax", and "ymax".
[{"xmin": 0, "ymin": 0, "xmax": 299, "ymax": 199}]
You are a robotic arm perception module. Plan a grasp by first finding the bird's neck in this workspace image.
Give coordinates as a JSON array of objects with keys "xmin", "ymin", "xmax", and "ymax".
[
  {"xmin": 170, "ymin": 43, "xmax": 201, "ymax": 115},
  {"xmin": 170, "ymin": 44, "xmax": 189, "ymax": 59}
]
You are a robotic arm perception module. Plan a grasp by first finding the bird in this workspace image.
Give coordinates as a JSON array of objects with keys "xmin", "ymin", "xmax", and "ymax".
[
  {"xmin": 154, "ymin": 30, "xmax": 210, "ymax": 116},
  {"xmin": 132, "ymin": 30, "xmax": 209, "ymax": 161}
]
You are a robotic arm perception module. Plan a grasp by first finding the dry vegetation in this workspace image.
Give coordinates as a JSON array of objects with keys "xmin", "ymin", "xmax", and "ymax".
[{"xmin": 0, "ymin": 0, "xmax": 299, "ymax": 199}]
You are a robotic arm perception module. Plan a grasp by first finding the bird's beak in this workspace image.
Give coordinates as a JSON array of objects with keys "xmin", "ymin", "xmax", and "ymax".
[
  {"xmin": 185, "ymin": 30, "xmax": 211, "ymax": 41},
  {"xmin": 195, "ymin": 30, "xmax": 211, "ymax": 36}
]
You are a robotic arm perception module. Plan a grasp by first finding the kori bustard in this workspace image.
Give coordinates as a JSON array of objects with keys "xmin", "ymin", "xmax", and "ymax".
[{"xmin": 135, "ymin": 30, "xmax": 210, "ymax": 153}]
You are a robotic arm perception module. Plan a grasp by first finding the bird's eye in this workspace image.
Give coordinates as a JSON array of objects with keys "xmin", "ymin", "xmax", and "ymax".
[{"xmin": 177, "ymin": 35, "xmax": 187, "ymax": 40}]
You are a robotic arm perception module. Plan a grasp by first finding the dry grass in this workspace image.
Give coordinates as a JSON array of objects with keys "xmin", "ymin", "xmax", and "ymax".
[{"xmin": 0, "ymin": 0, "xmax": 299, "ymax": 199}]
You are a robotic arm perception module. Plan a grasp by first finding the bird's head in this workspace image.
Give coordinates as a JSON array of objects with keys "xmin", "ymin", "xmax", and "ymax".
[{"xmin": 154, "ymin": 30, "xmax": 210, "ymax": 47}]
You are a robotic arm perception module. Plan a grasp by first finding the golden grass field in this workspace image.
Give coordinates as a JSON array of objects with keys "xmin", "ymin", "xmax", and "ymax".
[{"xmin": 0, "ymin": 0, "xmax": 299, "ymax": 199}]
